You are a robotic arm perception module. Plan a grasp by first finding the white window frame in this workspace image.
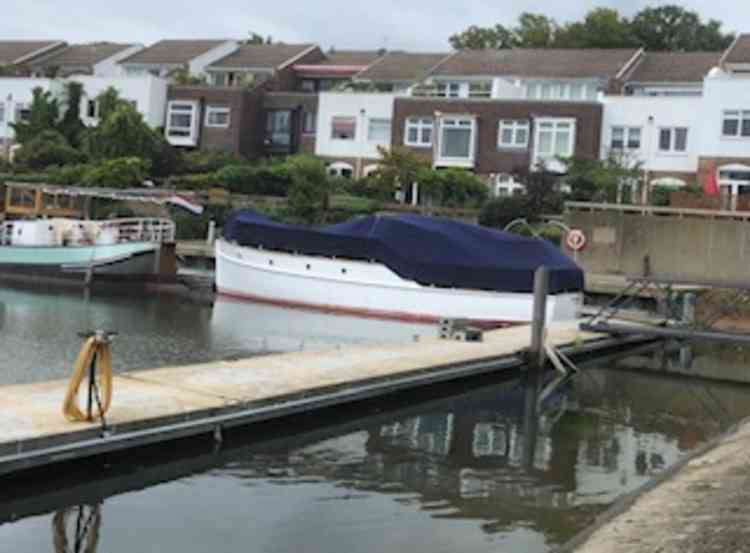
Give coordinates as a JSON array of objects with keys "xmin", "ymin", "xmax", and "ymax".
[
  {"xmin": 331, "ymin": 116, "xmax": 356, "ymax": 140},
  {"xmin": 658, "ymin": 127, "xmax": 689, "ymax": 154},
  {"xmin": 367, "ymin": 117, "xmax": 391, "ymax": 143},
  {"xmin": 404, "ymin": 116, "xmax": 433, "ymax": 148},
  {"xmin": 328, "ymin": 161, "xmax": 354, "ymax": 179},
  {"xmin": 205, "ymin": 105, "xmax": 230, "ymax": 128},
  {"xmin": 165, "ymin": 100, "xmax": 199, "ymax": 147},
  {"xmin": 721, "ymin": 110, "xmax": 750, "ymax": 138},
  {"xmin": 498, "ymin": 120, "xmax": 529, "ymax": 149},
  {"xmin": 610, "ymin": 126, "xmax": 642, "ymax": 151},
  {"xmin": 533, "ymin": 117, "xmax": 576, "ymax": 169},
  {"xmin": 436, "ymin": 116, "xmax": 476, "ymax": 167},
  {"xmin": 437, "ymin": 82, "xmax": 461, "ymax": 98}
]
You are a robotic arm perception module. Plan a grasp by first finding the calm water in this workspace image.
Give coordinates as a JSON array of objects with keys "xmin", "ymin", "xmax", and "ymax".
[{"xmin": 1, "ymin": 285, "xmax": 750, "ymax": 553}]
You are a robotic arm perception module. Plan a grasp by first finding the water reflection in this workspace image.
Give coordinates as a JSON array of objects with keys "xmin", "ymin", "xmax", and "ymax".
[
  {"xmin": 0, "ymin": 286, "xmax": 435, "ymax": 385},
  {"xmin": 52, "ymin": 505, "xmax": 101, "ymax": 553},
  {"xmin": 3, "ymin": 361, "xmax": 750, "ymax": 552}
]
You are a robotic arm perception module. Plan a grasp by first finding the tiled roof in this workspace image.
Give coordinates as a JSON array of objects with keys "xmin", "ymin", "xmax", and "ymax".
[
  {"xmin": 432, "ymin": 48, "xmax": 640, "ymax": 79},
  {"xmin": 626, "ymin": 52, "xmax": 721, "ymax": 83},
  {"xmin": 357, "ymin": 51, "xmax": 452, "ymax": 82},
  {"xmin": 723, "ymin": 34, "xmax": 750, "ymax": 65},
  {"xmin": 120, "ymin": 39, "xmax": 231, "ymax": 65},
  {"xmin": 34, "ymin": 42, "xmax": 138, "ymax": 67},
  {"xmin": 209, "ymin": 43, "xmax": 315, "ymax": 69},
  {"xmin": 0, "ymin": 40, "xmax": 65, "ymax": 65},
  {"xmin": 322, "ymin": 50, "xmax": 383, "ymax": 66}
]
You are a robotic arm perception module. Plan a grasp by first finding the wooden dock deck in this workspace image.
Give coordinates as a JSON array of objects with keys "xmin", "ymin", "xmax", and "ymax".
[{"xmin": 0, "ymin": 321, "xmax": 651, "ymax": 477}]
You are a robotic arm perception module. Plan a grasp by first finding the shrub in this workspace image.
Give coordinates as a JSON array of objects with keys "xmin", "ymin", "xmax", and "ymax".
[
  {"xmin": 49, "ymin": 163, "xmax": 90, "ymax": 186},
  {"xmin": 286, "ymin": 155, "xmax": 332, "ymax": 224},
  {"xmin": 82, "ymin": 157, "xmax": 150, "ymax": 189},
  {"xmin": 479, "ymin": 196, "xmax": 529, "ymax": 229},
  {"xmin": 13, "ymin": 130, "xmax": 87, "ymax": 170},
  {"xmin": 418, "ymin": 168, "xmax": 488, "ymax": 208},
  {"xmin": 214, "ymin": 164, "xmax": 291, "ymax": 196},
  {"xmin": 166, "ymin": 173, "xmax": 218, "ymax": 190},
  {"xmin": 180, "ymin": 150, "xmax": 245, "ymax": 174}
]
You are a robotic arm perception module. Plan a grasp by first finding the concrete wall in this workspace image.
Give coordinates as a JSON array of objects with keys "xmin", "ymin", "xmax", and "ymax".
[{"xmin": 564, "ymin": 210, "xmax": 750, "ymax": 281}]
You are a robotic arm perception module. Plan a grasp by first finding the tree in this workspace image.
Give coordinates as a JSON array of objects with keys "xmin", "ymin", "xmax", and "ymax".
[
  {"xmin": 515, "ymin": 13, "xmax": 557, "ymax": 48},
  {"xmin": 84, "ymin": 103, "xmax": 158, "ymax": 161},
  {"xmin": 58, "ymin": 81, "xmax": 86, "ymax": 148},
  {"xmin": 630, "ymin": 5, "xmax": 734, "ymax": 51},
  {"xmin": 13, "ymin": 130, "xmax": 86, "ymax": 170},
  {"xmin": 563, "ymin": 155, "xmax": 643, "ymax": 202},
  {"xmin": 417, "ymin": 168, "xmax": 488, "ymax": 208},
  {"xmin": 10, "ymin": 87, "xmax": 60, "ymax": 144},
  {"xmin": 172, "ymin": 68, "xmax": 207, "ymax": 86},
  {"xmin": 96, "ymin": 87, "xmax": 129, "ymax": 121},
  {"xmin": 449, "ymin": 24, "xmax": 516, "ymax": 50},
  {"xmin": 245, "ymin": 32, "xmax": 272, "ymax": 45},
  {"xmin": 370, "ymin": 146, "xmax": 430, "ymax": 201},
  {"xmin": 286, "ymin": 155, "xmax": 332, "ymax": 224},
  {"xmin": 479, "ymin": 169, "xmax": 564, "ymax": 229},
  {"xmin": 556, "ymin": 8, "xmax": 636, "ymax": 49}
]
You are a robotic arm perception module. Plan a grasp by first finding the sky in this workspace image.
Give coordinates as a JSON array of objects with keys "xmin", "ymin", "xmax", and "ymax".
[{"xmin": 1, "ymin": 0, "xmax": 745, "ymax": 52}]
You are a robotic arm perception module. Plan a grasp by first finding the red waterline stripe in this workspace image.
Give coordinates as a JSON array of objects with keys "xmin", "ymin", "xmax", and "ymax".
[{"xmin": 216, "ymin": 287, "xmax": 518, "ymax": 329}]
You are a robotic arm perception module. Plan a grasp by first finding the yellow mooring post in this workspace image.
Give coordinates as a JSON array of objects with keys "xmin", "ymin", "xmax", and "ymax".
[{"xmin": 62, "ymin": 330, "xmax": 115, "ymax": 423}]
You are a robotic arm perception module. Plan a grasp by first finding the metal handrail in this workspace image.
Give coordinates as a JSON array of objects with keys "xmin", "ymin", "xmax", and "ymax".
[
  {"xmin": 0, "ymin": 218, "xmax": 175, "ymax": 246},
  {"xmin": 565, "ymin": 201, "xmax": 750, "ymax": 220}
]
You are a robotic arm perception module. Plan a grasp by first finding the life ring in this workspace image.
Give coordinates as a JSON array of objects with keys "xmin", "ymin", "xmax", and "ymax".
[{"xmin": 566, "ymin": 229, "xmax": 587, "ymax": 252}]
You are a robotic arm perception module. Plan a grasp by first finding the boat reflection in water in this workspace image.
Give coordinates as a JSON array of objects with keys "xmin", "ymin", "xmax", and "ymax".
[
  {"xmin": 210, "ymin": 295, "xmax": 439, "ymax": 354},
  {"xmin": 52, "ymin": 504, "xmax": 102, "ymax": 553}
]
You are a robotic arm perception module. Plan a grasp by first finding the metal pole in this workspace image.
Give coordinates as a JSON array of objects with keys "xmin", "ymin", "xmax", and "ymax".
[{"xmin": 530, "ymin": 266, "xmax": 549, "ymax": 370}]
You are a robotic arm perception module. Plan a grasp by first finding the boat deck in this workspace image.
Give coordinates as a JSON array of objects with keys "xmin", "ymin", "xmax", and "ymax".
[{"xmin": 0, "ymin": 321, "xmax": 650, "ymax": 477}]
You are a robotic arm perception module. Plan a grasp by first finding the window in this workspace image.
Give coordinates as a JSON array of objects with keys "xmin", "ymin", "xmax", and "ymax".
[
  {"xmin": 15, "ymin": 104, "xmax": 31, "ymax": 123},
  {"xmin": 303, "ymin": 111, "xmax": 316, "ymax": 134},
  {"xmin": 404, "ymin": 117, "xmax": 433, "ymax": 147},
  {"xmin": 610, "ymin": 126, "xmax": 641, "ymax": 150},
  {"xmin": 570, "ymin": 83, "xmax": 584, "ymax": 100},
  {"xmin": 535, "ymin": 119, "xmax": 575, "ymax": 165},
  {"xmin": 367, "ymin": 118, "xmax": 391, "ymax": 142},
  {"xmin": 498, "ymin": 120, "xmax": 529, "ymax": 149},
  {"xmin": 331, "ymin": 116, "xmax": 356, "ymax": 140},
  {"xmin": 0, "ymin": 102, "xmax": 4, "ymax": 123},
  {"xmin": 469, "ymin": 81, "xmax": 492, "ymax": 98},
  {"xmin": 437, "ymin": 82, "xmax": 461, "ymax": 98},
  {"xmin": 439, "ymin": 117, "xmax": 474, "ymax": 159},
  {"xmin": 166, "ymin": 102, "xmax": 197, "ymax": 143},
  {"xmin": 722, "ymin": 110, "xmax": 750, "ymax": 138},
  {"xmin": 86, "ymin": 100, "xmax": 98, "ymax": 119},
  {"xmin": 658, "ymin": 127, "xmax": 688, "ymax": 153},
  {"xmin": 300, "ymin": 79, "xmax": 316, "ymax": 93},
  {"xmin": 540, "ymin": 83, "xmax": 552, "ymax": 99},
  {"xmin": 205, "ymin": 106, "xmax": 230, "ymax": 128},
  {"xmin": 266, "ymin": 110, "xmax": 291, "ymax": 145},
  {"xmin": 328, "ymin": 161, "xmax": 354, "ymax": 178},
  {"xmin": 526, "ymin": 83, "xmax": 539, "ymax": 99}
]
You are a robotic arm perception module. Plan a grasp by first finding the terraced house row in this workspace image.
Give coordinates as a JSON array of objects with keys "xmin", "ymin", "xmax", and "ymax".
[{"xmin": 3, "ymin": 36, "xmax": 750, "ymax": 202}]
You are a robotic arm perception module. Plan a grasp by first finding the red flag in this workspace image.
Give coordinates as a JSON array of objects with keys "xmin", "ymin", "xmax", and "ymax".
[{"xmin": 703, "ymin": 167, "xmax": 719, "ymax": 197}]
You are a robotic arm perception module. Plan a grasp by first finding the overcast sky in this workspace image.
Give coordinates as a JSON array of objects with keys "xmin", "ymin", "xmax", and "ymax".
[{"xmin": 2, "ymin": 0, "xmax": 745, "ymax": 52}]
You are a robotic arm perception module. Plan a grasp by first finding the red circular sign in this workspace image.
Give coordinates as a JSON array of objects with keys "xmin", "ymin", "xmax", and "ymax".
[{"xmin": 566, "ymin": 229, "xmax": 587, "ymax": 251}]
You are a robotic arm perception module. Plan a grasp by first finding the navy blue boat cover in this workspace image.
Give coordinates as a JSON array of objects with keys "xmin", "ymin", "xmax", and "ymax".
[{"xmin": 223, "ymin": 210, "xmax": 584, "ymax": 294}]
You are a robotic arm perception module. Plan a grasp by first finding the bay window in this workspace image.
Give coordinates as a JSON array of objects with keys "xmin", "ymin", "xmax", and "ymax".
[
  {"xmin": 438, "ymin": 117, "xmax": 475, "ymax": 164},
  {"xmin": 367, "ymin": 118, "xmax": 391, "ymax": 142},
  {"xmin": 498, "ymin": 120, "xmax": 529, "ymax": 149},
  {"xmin": 331, "ymin": 116, "xmax": 356, "ymax": 140},
  {"xmin": 722, "ymin": 110, "xmax": 750, "ymax": 138},
  {"xmin": 404, "ymin": 117, "xmax": 433, "ymax": 147},
  {"xmin": 165, "ymin": 101, "xmax": 199, "ymax": 146},
  {"xmin": 266, "ymin": 110, "xmax": 291, "ymax": 146},
  {"xmin": 534, "ymin": 118, "xmax": 576, "ymax": 168}
]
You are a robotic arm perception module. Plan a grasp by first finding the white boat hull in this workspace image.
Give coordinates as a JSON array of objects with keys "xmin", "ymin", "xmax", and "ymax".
[{"xmin": 215, "ymin": 240, "xmax": 582, "ymax": 324}]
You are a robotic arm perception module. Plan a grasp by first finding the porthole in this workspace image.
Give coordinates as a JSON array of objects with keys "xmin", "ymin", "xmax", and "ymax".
[
  {"xmin": 268, "ymin": 259, "xmax": 274, "ymax": 266},
  {"xmin": 306, "ymin": 264, "xmax": 311, "ymax": 270},
  {"xmin": 341, "ymin": 268, "xmax": 347, "ymax": 274}
]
